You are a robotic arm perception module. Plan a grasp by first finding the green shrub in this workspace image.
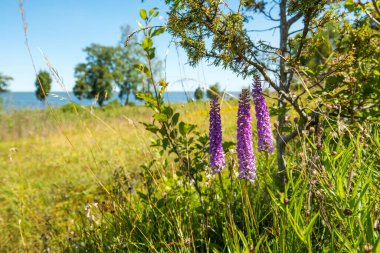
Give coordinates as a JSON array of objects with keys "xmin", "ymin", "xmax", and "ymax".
[
  {"xmin": 59, "ymin": 102, "xmax": 83, "ymax": 113},
  {"xmin": 103, "ymin": 99, "xmax": 122, "ymax": 110}
]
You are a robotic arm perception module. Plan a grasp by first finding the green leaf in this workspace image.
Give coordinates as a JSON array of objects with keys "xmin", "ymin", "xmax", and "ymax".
[
  {"xmin": 375, "ymin": 236, "xmax": 380, "ymax": 253},
  {"xmin": 153, "ymin": 113, "xmax": 168, "ymax": 122},
  {"xmin": 269, "ymin": 106, "xmax": 287, "ymax": 116},
  {"xmin": 143, "ymin": 123, "xmax": 159, "ymax": 134},
  {"xmin": 139, "ymin": 9, "xmax": 147, "ymax": 20},
  {"xmin": 148, "ymin": 7, "xmax": 158, "ymax": 16},
  {"xmin": 172, "ymin": 113, "xmax": 180, "ymax": 126},
  {"xmin": 137, "ymin": 191, "xmax": 148, "ymax": 201},
  {"xmin": 287, "ymin": 210, "xmax": 306, "ymax": 244},
  {"xmin": 374, "ymin": 70, "xmax": 380, "ymax": 76},
  {"xmin": 133, "ymin": 63, "xmax": 151, "ymax": 76},
  {"xmin": 137, "ymin": 21, "xmax": 144, "ymax": 29},
  {"xmin": 151, "ymin": 27, "xmax": 165, "ymax": 37},
  {"xmin": 156, "ymin": 198, "xmax": 165, "ymax": 208},
  {"xmin": 304, "ymin": 212, "xmax": 319, "ymax": 237},
  {"xmin": 142, "ymin": 37, "xmax": 153, "ymax": 51},
  {"xmin": 148, "ymin": 48, "xmax": 155, "ymax": 59},
  {"xmin": 179, "ymin": 122, "xmax": 196, "ymax": 136},
  {"xmin": 162, "ymin": 138, "xmax": 169, "ymax": 149},
  {"xmin": 254, "ymin": 235, "xmax": 266, "ymax": 253},
  {"xmin": 135, "ymin": 92, "xmax": 156, "ymax": 105},
  {"xmin": 222, "ymin": 141, "xmax": 235, "ymax": 152},
  {"xmin": 162, "ymin": 106, "xmax": 173, "ymax": 118}
]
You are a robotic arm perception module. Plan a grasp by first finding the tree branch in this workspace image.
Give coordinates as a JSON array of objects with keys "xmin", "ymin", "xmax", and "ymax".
[
  {"xmin": 237, "ymin": 52, "xmax": 310, "ymax": 121},
  {"xmin": 288, "ymin": 11, "xmax": 303, "ymax": 26},
  {"xmin": 288, "ymin": 28, "xmax": 304, "ymax": 36},
  {"xmin": 287, "ymin": 10, "xmax": 312, "ymax": 87},
  {"xmin": 247, "ymin": 26, "xmax": 280, "ymax": 32},
  {"xmin": 371, "ymin": 0, "xmax": 380, "ymax": 16},
  {"xmin": 260, "ymin": 3, "xmax": 280, "ymax": 21}
]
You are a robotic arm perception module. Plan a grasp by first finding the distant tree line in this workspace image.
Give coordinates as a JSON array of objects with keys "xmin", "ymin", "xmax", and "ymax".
[
  {"xmin": 194, "ymin": 83, "xmax": 222, "ymax": 101},
  {"xmin": 73, "ymin": 25, "xmax": 163, "ymax": 106},
  {"xmin": 1, "ymin": 24, "xmax": 225, "ymax": 107}
]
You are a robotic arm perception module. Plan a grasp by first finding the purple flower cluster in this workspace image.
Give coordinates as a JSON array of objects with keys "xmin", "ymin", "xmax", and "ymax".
[
  {"xmin": 236, "ymin": 89, "xmax": 256, "ymax": 182},
  {"xmin": 208, "ymin": 77, "xmax": 274, "ymax": 182},
  {"xmin": 252, "ymin": 77, "xmax": 274, "ymax": 153},
  {"xmin": 209, "ymin": 97, "xmax": 225, "ymax": 174}
]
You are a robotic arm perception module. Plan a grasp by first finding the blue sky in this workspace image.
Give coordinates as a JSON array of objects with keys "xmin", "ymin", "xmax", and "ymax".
[{"xmin": 0, "ymin": 0, "xmax": 279, "ymax": 92}]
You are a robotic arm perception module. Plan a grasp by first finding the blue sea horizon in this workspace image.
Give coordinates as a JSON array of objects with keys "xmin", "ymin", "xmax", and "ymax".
[{"xmin": 0, "ymin": 91, "xmax": 240, "ymax": 110}]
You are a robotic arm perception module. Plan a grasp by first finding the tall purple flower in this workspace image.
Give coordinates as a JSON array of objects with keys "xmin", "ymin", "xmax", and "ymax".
[
  {"xmin": 237, "ymin": 89, "xmax": 256, "ymax": 182},
  {"xmin": 209, "ymin": 97, "xmax": 225, "ymax": 174},
  {"xmin": 252, "ymin": 77, "xmax": 274, "ymax": 153}
]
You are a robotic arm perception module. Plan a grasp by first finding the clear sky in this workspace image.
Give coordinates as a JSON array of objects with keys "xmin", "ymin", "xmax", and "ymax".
[{"xmin": 0, "ymin": 0, "xmax": 279, "ymax": 92}]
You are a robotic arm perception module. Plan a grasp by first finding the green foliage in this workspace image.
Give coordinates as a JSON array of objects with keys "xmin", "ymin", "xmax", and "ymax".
[
  {"xmin": 164, "ymin": 0, "xmax": 380, "ymax": 190},
  {"xmin": 103, "ymin": 99, "xmax": 122, "ymax": 110},
  {"xmin": 73, "ymin": 44, "xmax": 119, "ymax": 106},
  {"xmin": 0, "ymin": 72, "xmax": 13, "ymax": 92},
  {"xmin": 298, "ymin": 18, "xmax": 380, "ymax": 122},
  {"xmin": 194, "ymin": 86, "xmax": 204, "ymax": 100},
  {"xmin": 64, "ymin": 121, "xmax": 380, "ymax": 252},
  {"xmin": 344, "ymin": 0, "xmax": 380, "ymax": 29},
  {"xmin": 61, "ymin": 7, "xmax": 380, "ymax": 252},
  {"xmin": 59, "ymin": 102, "xmax": 83, "ymax": 113},
  {"xmin": 35, "ymin": 70, "xmax": 52, "ymax": 101},
  {"xmin": 206, "ymin": 83, "xmax": 222, "ymax": 99},
  {"xmin": 73, "ymin": 26, "xmax": 163, "ymax": 106},
  {"xmin": 72, "ymin": 76, "xmax": 90, "ymax": 101}
]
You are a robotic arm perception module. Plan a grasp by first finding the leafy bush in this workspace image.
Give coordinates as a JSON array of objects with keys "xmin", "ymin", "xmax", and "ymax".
[
  {"xmin": 103, "ymin": 99, "xmax": 123, "ymax": 110},
  {"xmin": 59, "ymin": 103, "xmax": 83, "ymax": 113}
]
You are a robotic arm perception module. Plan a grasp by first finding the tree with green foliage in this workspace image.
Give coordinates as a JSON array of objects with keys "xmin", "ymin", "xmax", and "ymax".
[
  {"xmin": 206, "ymin": 83, "xmax": 221, "ymax": 99},
  {"xmin": 73, "ymin": 44, "xmax": 120, "ymax": 106},
  {"xmin": 297, "ymin": 18, "xmax": 380, "ymax": 121},
  {"xmin": 73, "ymin": 78, "xmax": 90, "ymax": 102},
  {"xmin": 194, "ymin": 86, "xmax": 204, "ymax": 100},
  {"xmin": 165, "ymin": 0, "xmax": 380, "ymax": 189},
  {"xmin": 35, "ymin": 70, "xmax": 52, "ymax": 102},
  {"xmin": 0, "ymin": 72, "xmax": 13, "ymax": 92}
]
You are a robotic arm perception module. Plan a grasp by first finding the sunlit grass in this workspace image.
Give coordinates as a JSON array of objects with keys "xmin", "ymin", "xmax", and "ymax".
[
  {"xmin": 0, "ymin": 101, "xmax": 231, "ymax": 251},
  {"xmin": 1, "ymin": 100, "xmax": 378, "ymax": 252}
]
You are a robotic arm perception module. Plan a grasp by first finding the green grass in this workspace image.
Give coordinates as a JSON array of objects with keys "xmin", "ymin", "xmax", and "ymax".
[
  {"xmin": 0, "ymin": 101, "xmax": 379, "ymax": 252},
  {"xmin": 0, "ymin": 104, "xmax": 150, "ymax": 251},
  {"xmin": 0, "ymin": 101, "xmax": 233, "ymax": 251}
]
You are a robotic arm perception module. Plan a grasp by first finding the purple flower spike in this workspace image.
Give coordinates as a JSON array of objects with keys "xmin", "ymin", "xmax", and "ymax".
[
  {"xmin": 209, "ymin": 97, "xmax": 225, "ymax": 174},
  {"xmin": 252, "ymin": 77, "xmax": 274, "ymax": 153},
  {"xmin": 237, "ymin": 89, "xmax": 256, "ymax": 183}
]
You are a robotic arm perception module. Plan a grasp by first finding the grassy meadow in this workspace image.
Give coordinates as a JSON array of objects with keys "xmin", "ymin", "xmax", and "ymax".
[
  {"xmin": 0, "ymin": 100, "xmax": 238, "ymax": 251},
  {"xmin": 0, "ymin": 99, "xmax": 379, "ymax": 252}
]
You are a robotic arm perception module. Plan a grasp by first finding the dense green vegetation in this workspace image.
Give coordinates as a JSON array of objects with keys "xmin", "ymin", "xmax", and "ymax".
[
  {"xmin": 0, "ymin": 102, "xmax": 379, "ymax": 252},
  {"xmin": 1, "ymin": 0, "xmax": 379, "ymax": 252}
]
